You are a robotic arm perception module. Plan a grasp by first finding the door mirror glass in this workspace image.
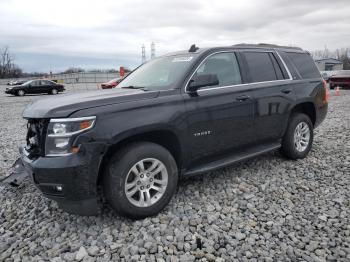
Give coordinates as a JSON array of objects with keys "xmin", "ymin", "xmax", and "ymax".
[{"xmin": 188, "ymin": 74, "xmax": 219, "ymax": 92}]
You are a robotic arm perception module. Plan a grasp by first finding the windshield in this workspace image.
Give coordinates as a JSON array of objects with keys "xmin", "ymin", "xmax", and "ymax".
[
  {"xmin": 119, "ymin": 54, "xmax": 197, "ymax": 90},
  {"xmin": 22, "ymin": 80, "xmax": 33, "ymax": 86}
]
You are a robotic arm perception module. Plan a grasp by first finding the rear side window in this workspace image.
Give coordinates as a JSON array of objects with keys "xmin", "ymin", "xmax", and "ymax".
[
  {"xmin": 243, "ymin": 52, "xmax": 281, "ymax": 82},
  {"xmin": 286, "ymin": 52, "xmax": 320, "ymax": 79}
]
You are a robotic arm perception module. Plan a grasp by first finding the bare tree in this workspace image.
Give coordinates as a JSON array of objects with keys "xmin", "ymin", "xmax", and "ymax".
[{"xmin": 0, "ymin": 46, "xmax": 22, "ymax": 78}]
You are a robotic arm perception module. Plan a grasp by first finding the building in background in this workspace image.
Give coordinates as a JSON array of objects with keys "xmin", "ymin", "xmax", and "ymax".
[{"xmin": 315, "ymin": 58, "xmax": 343, "ymax": 71}]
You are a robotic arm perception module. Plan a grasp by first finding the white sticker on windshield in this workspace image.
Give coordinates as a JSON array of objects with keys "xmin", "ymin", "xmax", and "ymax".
[{"xmin": 172, "ymin": 56, "xmax": 193, "ymax": 62}]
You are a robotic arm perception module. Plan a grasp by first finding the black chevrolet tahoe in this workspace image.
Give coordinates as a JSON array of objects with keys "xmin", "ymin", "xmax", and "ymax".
[{"xmin": 20, "ymin": 44, "xmax": 328, "ymax": 219}]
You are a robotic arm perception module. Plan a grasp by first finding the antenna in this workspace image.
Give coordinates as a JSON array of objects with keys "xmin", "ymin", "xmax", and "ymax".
[
  {"xmin": 189, "ymin": 44, "xmax": 199, "ymax": 52},
  {"xmin": 141, "ymin": 44, "xmax": 146, "ymax": 64},
  {"xmin": 151, "ymin": 42, "xmax": 155, "ymax": 60}
]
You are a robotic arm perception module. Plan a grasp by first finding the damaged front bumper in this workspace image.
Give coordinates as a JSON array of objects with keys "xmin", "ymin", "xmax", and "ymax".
[
  {"xmin": 14, "ymin": 143, "xmax": 106, "ymax": 216},
  {"xmin": 0, "ymin": 158, "xmax": 29, "ymax": 187}
]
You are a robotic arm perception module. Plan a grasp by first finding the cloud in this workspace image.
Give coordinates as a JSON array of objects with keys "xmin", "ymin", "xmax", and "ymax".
[{"xmin": 0, "ymin": 0, "xmax": 349, "ymax": 72}]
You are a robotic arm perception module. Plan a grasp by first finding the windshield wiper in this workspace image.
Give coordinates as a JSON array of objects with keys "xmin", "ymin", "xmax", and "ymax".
[{"xmin": 121, "ymin": 85, "xmax": 148, "ymax": 91}]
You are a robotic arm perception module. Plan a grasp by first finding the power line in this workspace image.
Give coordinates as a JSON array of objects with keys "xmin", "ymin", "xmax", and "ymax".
[
  {"xmin": 141, "ymin": 44, "xmax": 146, "ymax": 64},
  {"xmin": 151, "ymin": 42, "xmax": 155, "ymax": 60}
]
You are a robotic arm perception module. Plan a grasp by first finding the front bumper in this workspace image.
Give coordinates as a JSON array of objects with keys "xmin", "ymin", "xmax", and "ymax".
[
  {"xmin": 5, "ymin": 90, "xmax": 15, "ymax": 94},
  {"xmin": 20, "ymin": 142, "xmax": 106, "ymax": 216}
]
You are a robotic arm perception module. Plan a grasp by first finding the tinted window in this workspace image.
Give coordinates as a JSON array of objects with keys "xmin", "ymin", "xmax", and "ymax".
[
  {"xmin": 287, "ymin": 52, "xmax": 320, "ymax": 79},
  {"xmin": 31, "ymin": 81, "xmax": 40, "ymax": 86},
  {"xmin": 278, "ymin": 52, "xmax": 300, "ymax": 79},
  {"xmin": 269, "ymin": 53, "xmax": 285, "ymax": 80},
  {"xmin": 244, "ymin": 52, "xmax": 277, "ymax": 82},
  {"xmin": 195, "ymin": 52, "xmax": 242, "ymax": 87}
]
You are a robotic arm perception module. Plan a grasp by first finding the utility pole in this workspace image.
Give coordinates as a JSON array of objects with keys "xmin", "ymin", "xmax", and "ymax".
[
  {"xmin": 151, "ymin": 42, "xmax": 155, "ymax": 60},
  {"xmin": 141, "ymin": 44, "xmax": 146, "ymax": 64}
]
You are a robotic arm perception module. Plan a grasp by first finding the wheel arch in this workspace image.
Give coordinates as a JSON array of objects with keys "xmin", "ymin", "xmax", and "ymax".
[
  {"xmin": 97, "ymin": 129, "xmax": 183, "ymax": 185},
  {"xmin": 290, "ymin": 102, "xmax": 316, "ymax": 126}
]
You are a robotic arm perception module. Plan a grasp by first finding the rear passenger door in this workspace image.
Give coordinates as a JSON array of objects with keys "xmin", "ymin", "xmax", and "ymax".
[{"xmin": 241, "ymin": 50, "xmax": 295, "ymax": 143}]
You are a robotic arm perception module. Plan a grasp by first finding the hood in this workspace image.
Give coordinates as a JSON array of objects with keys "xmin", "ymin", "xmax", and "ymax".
[{"xmin": 23, "ymin": 88, "xmax": 159, "ymax": 119}]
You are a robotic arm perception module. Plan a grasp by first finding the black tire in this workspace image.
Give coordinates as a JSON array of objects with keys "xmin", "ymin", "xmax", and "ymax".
[
  {"xmin": 50, "ymin": 88, "xmax": 58, "ymax": 95},
  {"xmin": 281, "ymin": 113, "xmax": 314, "ymax": 160},
  {"xmin": 103, "ymin": 142, "xmax": 178, "ymax": 219},
  {"xmin": 17, "ymin": 90, "xmax": 25, "ymax": 96}
]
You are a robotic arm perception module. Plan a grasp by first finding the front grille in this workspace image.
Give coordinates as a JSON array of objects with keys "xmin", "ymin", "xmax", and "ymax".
[{"xmin": 26, "ymin": 119, "xmax": 49, "ymax": 158}]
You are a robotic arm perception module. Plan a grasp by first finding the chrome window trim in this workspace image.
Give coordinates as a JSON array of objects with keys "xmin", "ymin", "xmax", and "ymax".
[
  {"xmin": 275, "ymin": 51, "xmax": 293, "ymax": 80},
  {"xmin": 184, "ymin": 50, "xmax": 293, "ymax": 93},
  {"xmin": 197, "ymin": 79, "xmax": 293, "ymax": 93}
]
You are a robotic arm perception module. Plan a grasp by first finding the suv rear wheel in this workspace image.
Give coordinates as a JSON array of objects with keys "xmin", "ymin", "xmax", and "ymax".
[
  {"xmin": 103, "ymin": 142, "xmax": 178, "ymax": 219},
  {"xmin": 281, "ymin": 113, "xmax": 314, "ymax": 159}
]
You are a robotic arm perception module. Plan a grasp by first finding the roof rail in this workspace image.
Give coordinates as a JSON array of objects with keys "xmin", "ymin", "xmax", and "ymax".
[{"xmin": 232, "ymin": 43, "xmax": 303, "ymax": 51}]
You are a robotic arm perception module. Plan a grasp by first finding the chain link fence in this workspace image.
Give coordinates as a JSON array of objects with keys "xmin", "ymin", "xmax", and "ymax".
[{"xmin": 0, "ymin": 72, "xmax": 121, "ymax": 87}]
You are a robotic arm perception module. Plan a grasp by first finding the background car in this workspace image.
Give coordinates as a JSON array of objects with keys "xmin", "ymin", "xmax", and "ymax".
[
  {"xmin": 7, "ymin": 80, "xmax": 26, "ymax": 86},
  {"xmin": 328, "ymin": 70, "xmax": 350, "ymax": 89},
  {"xmin": 100, "ymin": 78, "xmax": 123, "ymax": 89},
  {"xmin": 5, "ymin": 79, "xmax": 65, "ymax": 96}
]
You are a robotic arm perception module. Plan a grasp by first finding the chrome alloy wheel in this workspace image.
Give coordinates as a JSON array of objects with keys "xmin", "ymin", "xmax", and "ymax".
[
  {"xmin": 294, "ymin": 122, "xmax": 310, "ymax": 152},
  {"xmin": 124, "ymin": 158, "xmax": 168, "ymax": 207}
]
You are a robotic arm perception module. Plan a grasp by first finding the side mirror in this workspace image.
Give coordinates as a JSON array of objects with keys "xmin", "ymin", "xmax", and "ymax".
[{"xmin": 187, "ymin": 74, "xmax": 219, "ymax": 93}]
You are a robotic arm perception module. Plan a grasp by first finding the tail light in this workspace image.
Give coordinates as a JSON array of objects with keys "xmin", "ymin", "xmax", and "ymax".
[{"xmin": 323, "ymin": 79, "xmax": 330, "ymax": 103}]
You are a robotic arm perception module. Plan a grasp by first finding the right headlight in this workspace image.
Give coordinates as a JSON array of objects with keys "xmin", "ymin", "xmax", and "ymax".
[{"xmin": 45, "ymin": 116, "xmax": 96, "ymax": 156}]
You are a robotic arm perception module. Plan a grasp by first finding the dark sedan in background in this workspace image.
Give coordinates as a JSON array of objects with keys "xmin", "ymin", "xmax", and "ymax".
[{"xmin": 5, "ymin": 79, "xmax": 65, "ymax": 96}]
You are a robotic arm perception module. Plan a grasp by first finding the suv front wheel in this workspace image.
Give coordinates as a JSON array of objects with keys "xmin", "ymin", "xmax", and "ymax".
[
  {"xmin": 103, "ymin": 142, "xmax": 178, "ymax": 219},
  {"xmin": 281, "ymin": 113, "xmax": 314, "ymax": 160}
]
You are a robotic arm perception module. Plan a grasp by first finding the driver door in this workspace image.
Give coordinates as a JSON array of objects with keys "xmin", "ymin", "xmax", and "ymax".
[{"xmin": 184, "ymin": 52, "xmax": 255, "ymax": 166}]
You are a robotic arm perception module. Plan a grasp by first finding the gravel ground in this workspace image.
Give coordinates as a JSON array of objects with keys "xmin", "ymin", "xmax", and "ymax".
[{"xmin": 0, "ymin": 86, "xmax": 349, "ymax": 261}]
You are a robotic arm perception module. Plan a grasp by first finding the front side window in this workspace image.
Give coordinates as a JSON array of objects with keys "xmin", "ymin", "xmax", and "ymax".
[
  {"xmin": 195, "ymin": 52, "xmax": 242, "ymax": 88},
  {"xmin": 31, "ymin": 81, "xmax": 41, "ymax": 86},
  {"xmin": 244, "ymin": 52, "xmax": 278, "ymax": 82},
  {"xmin": 118, "ymin": 54, "xmax": 198, "ymax": 91}
]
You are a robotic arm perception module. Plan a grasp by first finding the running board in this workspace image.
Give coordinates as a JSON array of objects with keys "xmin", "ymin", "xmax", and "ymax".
[{"xmin": 184, "ymin": 142, "xmax": 281, "ymax": 176}]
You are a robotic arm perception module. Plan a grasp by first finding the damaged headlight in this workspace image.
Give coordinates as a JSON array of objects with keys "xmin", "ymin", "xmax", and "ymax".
[{"xmin": 45, "ymin": 116, "xmax": 96, "ymax": 156}]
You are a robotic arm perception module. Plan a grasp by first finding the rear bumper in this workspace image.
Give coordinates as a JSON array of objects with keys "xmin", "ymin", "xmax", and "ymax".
[
  {"xmin": 315, "ymin": 102, "xmax": 328, "ymax": 128},
  {"xmin": 20, "ymin": 142, "xmax": 106, "ymax": 216}
]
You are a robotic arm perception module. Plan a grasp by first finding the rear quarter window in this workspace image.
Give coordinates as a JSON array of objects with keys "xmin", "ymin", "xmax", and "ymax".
[{"xmin": 286, "ymin": 52, "xmax": 320, "ymax": 79}]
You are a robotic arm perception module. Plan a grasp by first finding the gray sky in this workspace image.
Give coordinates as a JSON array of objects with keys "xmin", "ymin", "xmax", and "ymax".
[{"xmin": 1, "ymin": 0, "xmax": 349, "ymax": 72}]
